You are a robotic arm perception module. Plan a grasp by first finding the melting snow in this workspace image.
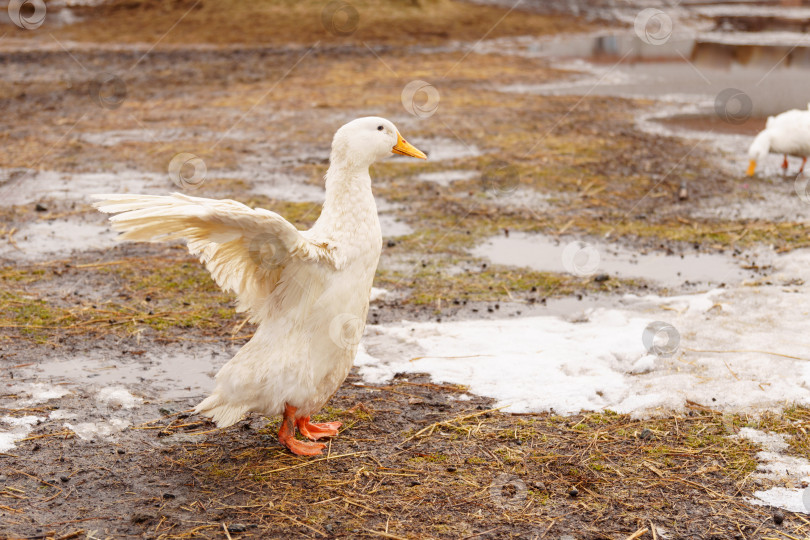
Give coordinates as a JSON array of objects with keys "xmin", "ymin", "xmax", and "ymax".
[
  {"xmin": 359, "ymin": 248, "xmax": 810, "ymax": 417},
  {"xmin": 97, "ymin": 386, "xmax": 143, "ymax": 409},
  {"xmin": 739, "ymin": 428, "xmax": 810, "ymax": 514},
  {"xmin": 64, "ymin": 418, "xmax": 131, "ymax": 440},
  {"xmin": 18, "ymin": 383, "xmax": 71, "ymax": 405},
  {"xmin": 370, "ymin": 288, "xmax": 388, "ymax": 302},
  {"xmin": 0, "ymin": 416, "xmax": 43, "ymax": 453}
]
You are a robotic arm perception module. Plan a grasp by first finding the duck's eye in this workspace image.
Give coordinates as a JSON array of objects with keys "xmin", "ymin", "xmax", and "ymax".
[{"xmin": 377, "ymin": 125, "xmax": 384, "ymax": 131}]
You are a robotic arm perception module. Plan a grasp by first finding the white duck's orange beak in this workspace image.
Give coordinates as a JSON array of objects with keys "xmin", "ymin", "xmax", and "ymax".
[
  {"xmin": 747, "ymin": 159, "xmax": 757, "ymax": 176},
  {"xmin": 392, "ymin": 132, "xmax": 427, "ymax": 159}
]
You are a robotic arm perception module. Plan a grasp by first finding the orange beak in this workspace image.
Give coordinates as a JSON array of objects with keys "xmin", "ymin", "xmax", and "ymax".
[
  {"xmin": 392, "ymin": 132, "xmax": 427, "ymax": 159},
  {"xmin": 746, "ymin": 159, "xmax": 757, "ymax": 176}
]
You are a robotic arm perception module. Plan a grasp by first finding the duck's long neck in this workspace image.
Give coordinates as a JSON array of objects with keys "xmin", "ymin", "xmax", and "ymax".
[
  {"xmin": 749, "ymin": 130, "xmax": 772, "ymax": 160},
  {"xmin": 313, "ymin": 159, "xmax": 380, "ymax": 244}
]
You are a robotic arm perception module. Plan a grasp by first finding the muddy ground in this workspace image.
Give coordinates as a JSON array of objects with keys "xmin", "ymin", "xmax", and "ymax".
[{"xmin": 2, "ymin": 0, "xmax": 810, "ymax": 538}]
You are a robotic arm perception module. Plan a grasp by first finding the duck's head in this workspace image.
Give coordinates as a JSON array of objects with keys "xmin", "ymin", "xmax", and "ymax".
[
  {"xmin": 746, "ymin": 129, "xmax": 771, "ymax": 176},
  {"xmin": 330, "ymin": 117, "xmax": 427, "ymax": 170}
]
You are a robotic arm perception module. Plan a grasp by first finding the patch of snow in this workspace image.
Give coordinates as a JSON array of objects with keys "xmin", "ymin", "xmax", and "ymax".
[
  {"xmin": 751, "ymin": 488, "xmax": 810, "ymax": 514},
  {"xmin": 0, "ymin": 416, "xmax": 44, "ymax": 453},
  {"xmin": 369, "ymin": 288, "xmax": 388, "ymax": 302},
  {"xmin": 48, "ymin": 410, "xmax": 77, "ymax": 420},
  {"xmin": 2, "ymin": 416, "xmax": 41, "ymax": 428},
  {"xmin": 97, "ymin": 387, "xmax": 143, "ymax": 409},
  {"xmin": 740, "ymin": 428, "xmax": 810, "ymax": 514},
  {"xmin": 359, "ymin": 248, "xmax": 810, "ymax": 417},
  {"xmin": 64, "ymin": 418, "xmax": 130, "ymax": 440},
  {"xmin": 18, "ymin": 383, "xmax": 71, "ymax": 405},
  {"xmin": 738, "ymin": 427, "xmax": 789, "ymax": 452},
  {"xmin": 0, "ymin": 434, "xmax": 18, "ymax": 453}
]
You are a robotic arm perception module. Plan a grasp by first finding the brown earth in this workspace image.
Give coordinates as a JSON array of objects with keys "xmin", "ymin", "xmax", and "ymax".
[{"xmin": 2, "ymin": 0, "xmax": 810, "ymax": 539}]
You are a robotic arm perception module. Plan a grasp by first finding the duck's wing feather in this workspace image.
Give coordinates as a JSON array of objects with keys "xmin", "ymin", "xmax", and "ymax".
[{"xmin": 92, "ymin": 192, "xmax": 335, "ymax": 317}]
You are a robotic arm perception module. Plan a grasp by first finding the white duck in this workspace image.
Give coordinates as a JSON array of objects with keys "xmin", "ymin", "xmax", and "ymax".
[
  {"xmin": 747, "ymin": 107, "xmax": 810, "ymax": 176},
  {"xmin": 94, "ymin": 117, "xmax": 426, "ymax": 455}
]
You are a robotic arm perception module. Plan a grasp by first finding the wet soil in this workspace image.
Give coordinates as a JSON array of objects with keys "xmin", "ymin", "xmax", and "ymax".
[
  {"xmin": 2, "ymin": 0, "xmax": 810, "ymax": 538},
  {"xmin": 0, "ymin": 338, "xmax": 798, "ymax": 539}
]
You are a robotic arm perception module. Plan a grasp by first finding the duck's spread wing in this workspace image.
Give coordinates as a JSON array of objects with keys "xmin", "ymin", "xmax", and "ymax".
[{"xmin": 92, "ymin": 193, "xmax": 335, "ymax": 316}]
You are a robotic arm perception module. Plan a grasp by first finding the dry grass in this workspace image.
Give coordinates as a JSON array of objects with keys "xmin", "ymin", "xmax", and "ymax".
[
  {"xmin": 2, "ymin": 374, "xmax": 809, "ymax": 538},
  {"xmin": 46, "ymin": 0, "xmax": 592, "ymax": 46},
  {"xmin": 2, "ymin": 3, "xmax": 810, "ymax": 537}
]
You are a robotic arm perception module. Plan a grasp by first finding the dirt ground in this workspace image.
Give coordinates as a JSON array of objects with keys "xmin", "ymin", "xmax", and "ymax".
[{"xmin": 2, "ymin": 0, "xmax": 810, "ymax": 538}]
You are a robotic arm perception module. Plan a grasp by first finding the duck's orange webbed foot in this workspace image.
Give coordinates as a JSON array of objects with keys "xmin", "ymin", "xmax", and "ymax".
[
  {"xmin": 296, "ymin": 417, "xmax": 342, "ymax": 441},
  {"xmin": 278, "ymin": 404, "xmax": 326, "ymax": 456}
]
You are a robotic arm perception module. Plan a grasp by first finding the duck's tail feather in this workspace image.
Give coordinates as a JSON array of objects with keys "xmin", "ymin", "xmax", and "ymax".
[{"xmin": 194, "ymin": 395, "xmax": 248, "ymax": 428}]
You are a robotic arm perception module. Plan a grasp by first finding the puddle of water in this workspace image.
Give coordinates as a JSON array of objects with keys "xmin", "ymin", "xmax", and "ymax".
[
  {"xmin": 691, "ymin": 182, "xmax": 810, "ymax": 222},
  {"xmin": 505, "ymin": 60, "xmax": 808, "ymax": 119},
  {"xmin": 696, "ymin": 5, "xmax": 810, "ymax": 28},
  {"xmin": 414, "ymin": 138, "xmax": 482, "ymax": 162},
  {"xmin": 379, "ymin": 214, "xmax": 413, "ymax": 238},
  {"xmin": 78, "ymin": 129, "xmax": 188, "ymax": 147},
  {"xmin": 478, "ymin": 34, "xmax": 694, "ymax": 63},
  {"xmin": 493, "ymin": 29, "xmax": 810, "ymax": 122},
  {"xmin": 416, "ymin": 170, "xmax": 479, "ymax": 186},
  {"xmin": 472, "ymin": 232, "xmax": 759, "ymax": 287},
  {"xmin": 656, "ymin": 114, "xmax": 767, "ymax": 137},
  {"xmin": 491, "ymin": 29, "xmax": 810, "ymax": 182},
  {"xmin": 1, "ymin": 219, "xmax": 117, "ymax": 261},
  {"xmin": 246, "ymin": 172, "xmax": 327, "ymax": 203},
  {"xmin": 0, "ymin": 169, "xmax": 170, "ymax": 207},
  {"xmin": 0, "ymin": 167, "xmax": 328, "ymax": 209},
  {"xmin": 20, "ymin": 345, "xmax": 233, "ymax": 400}
]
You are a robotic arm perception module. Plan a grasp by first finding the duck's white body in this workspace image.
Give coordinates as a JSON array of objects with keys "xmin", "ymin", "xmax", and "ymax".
[
  {"xmin": 747, "ymin": 107, "xmax": 810, "ymax": 175},
  {"xmin": 198, "ymin": 165, "xmax": 383, "ymax": 426},
  {"xmin": 94, "ymin": 117, "xmax": 426, "ymax": 455}
]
